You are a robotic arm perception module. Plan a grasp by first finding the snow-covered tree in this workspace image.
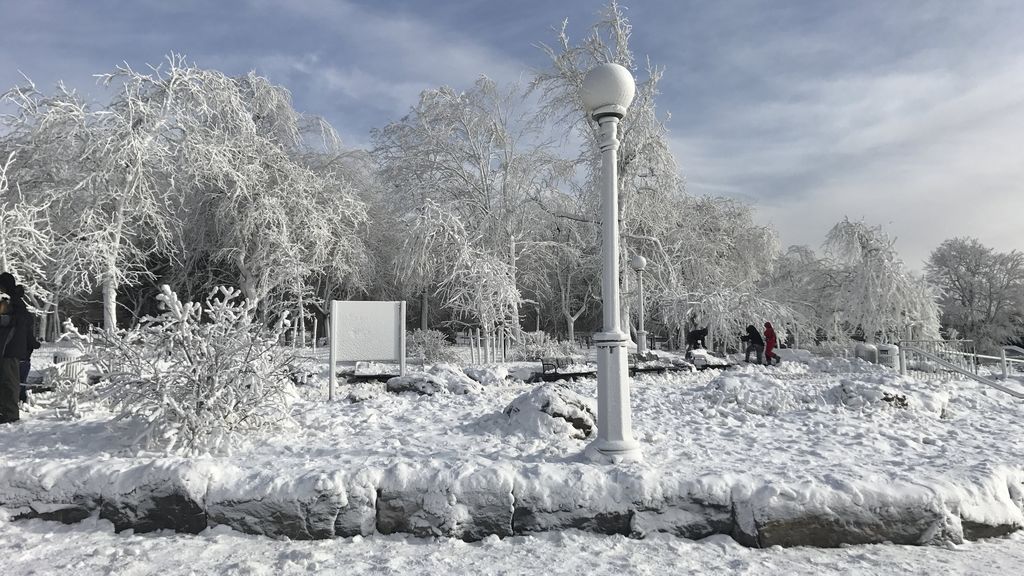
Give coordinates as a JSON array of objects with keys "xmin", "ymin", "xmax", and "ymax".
[
  {"xmin": 4, "ymin": 56, "xmax": 370, "ymax": 330},
  {"xmin": 0, "ymin": 152, "xmax": 52, "ymax": 305},
  {"xmin": 926, "ymin": 237, "xmax": 1024, "ymax": 351},
  {"xmin": 823, "ymin": 218, "xmax": 940, "ymax": 343},
  {"xmin": 129, "ymin": 59, "xmax": 370, "ymax": 314},
  {"xmin": 373, "ymin": 77, "xmax": 566, "ymax": 333}
]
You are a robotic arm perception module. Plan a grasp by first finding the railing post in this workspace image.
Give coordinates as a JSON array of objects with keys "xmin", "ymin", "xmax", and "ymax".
[
  {"xmin": 1002, "ymin": 348, "xmax": 1008, "ymax": 380},
  {"xmin": 899, "ymin": 347, "xmax": 907, "ymax": 376}
]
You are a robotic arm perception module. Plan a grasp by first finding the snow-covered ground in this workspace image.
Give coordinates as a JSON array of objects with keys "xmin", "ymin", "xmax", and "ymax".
[
  {"xmin": 3, "ymin": 345, "xmax": 1024, "ymax": 568},
  {"xmin": 3, "ymin": 511, "xmax": 1024, "ymax": 575}
]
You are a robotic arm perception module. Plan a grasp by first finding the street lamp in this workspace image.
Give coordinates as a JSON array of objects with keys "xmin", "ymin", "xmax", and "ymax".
[
  {"xmin": 581, "ymin": 63, "xmax": 642, "ymax": 463},
  {"xmin": 630, "ymin": 254, "xmax": 648, "ymax": 355}
]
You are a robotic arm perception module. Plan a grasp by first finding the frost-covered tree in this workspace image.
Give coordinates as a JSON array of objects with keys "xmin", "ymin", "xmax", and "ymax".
[
  {"xmin": 373, "ymin": 77, "xmax": 566, "ymax": 333},
  {"xmin": 134, "ymin": 59, "xmax": 369, "ymax": 314},
  {"xmin": 823, "ymin": 218, "xmax": 940, "ymax": 343},
  {"xmin": 0, "ymin": 153, "xmax": 52, "ymax": 304},
  {"xmin": 532, "ymin": 3, "xmax": 694, "ymax": 338},
  {"xmin": 926, "ymin": 237, "xmax": 1024, "ymax": 351},
  {"xmin": 3, "ymin": 56, "xmax": 369, "ymax": 331}
]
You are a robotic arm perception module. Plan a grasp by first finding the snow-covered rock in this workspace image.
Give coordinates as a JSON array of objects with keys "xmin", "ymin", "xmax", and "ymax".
[
  {"xmin": 427, "ymin": 364, "xmax": 485, "ymax": 394},
  {"xmin": 205, "ymin": 468, "xmax": 376, "ymax": 539},
  {"xmin": 385, "ymin": 365, "xmax": 484, "ymax": 396},
  {"xmin": 376, "ymin": 462, "xmax": 514, "ymax": 540},
  {"xmin": 503, "ymin": 384, "xmax": 597, "ymax": 439},
  {"xmin": 464, "ymin": 365, "xmax": 509, "ymax": 387}
]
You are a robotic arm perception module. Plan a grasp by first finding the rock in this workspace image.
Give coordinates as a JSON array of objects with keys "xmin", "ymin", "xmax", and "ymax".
[
  {"xmin": 512, "ymin": 507, "xmax": 633, "ymax": 536},
  {"xmin": 961, "ymin": 519, "xmax": 1021, "ymax": 540},
  {"xmin": 206, "ymin": 470, "xmax": 376, "ymax": 540},
  {"xmin": 733, "ymin": 484, "xmax": 961, "ymax": 547},
  {"xmin": 504, "ymin": 385, "xmax": 597, "ymax": 439},
  {"xmin": 385, "ymin": 366, "xmax": 484, "ymax": 396},
  {"xmin": 100, "ymin": 489, "xmax": 207, "ymax": 534},
  {"xmin": 427, "ymin": 364, "xmax": 485, "ymax": 395},
  {"xmin": 14, "ymin": 500, "xmax": 96, "ymax": 524},
  {"xmin": 376, "ymin": 463, "xmax": 514, "ymax": 541},
  {"xmin": 631, "ymin": 497, "xmax": 733, "ymax": 540},
  {"xmin": 386, "ymin": 373, "xmax": 446, "ymax": 395},
  {"xmin": 464, "ymin": 365, "xmax": 509, "ymax": 387},
  {"xmin": 512, "ymin": 465, "xmax": 635, "ymax": 536}
]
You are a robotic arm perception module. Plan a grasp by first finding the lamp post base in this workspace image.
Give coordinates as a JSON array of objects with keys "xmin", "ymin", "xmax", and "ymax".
[
  {"xmin": 585, "ymin": 438, "xmax": 643, "ymax": 463},
  {"xmin": 588, "ymin": 330, "xmax": 642, "ymax": 463},
  {"xmin": 636, "ymin": 330, "xmax": 648, "ymax": 355}
]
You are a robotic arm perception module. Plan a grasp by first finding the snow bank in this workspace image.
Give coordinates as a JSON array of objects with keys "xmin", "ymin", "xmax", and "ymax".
[{"xmin": 3, "ymin": 350, "xmax": 1024, "ymax": 548}]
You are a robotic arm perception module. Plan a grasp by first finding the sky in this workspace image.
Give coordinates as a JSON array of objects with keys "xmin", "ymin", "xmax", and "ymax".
[{"xmin": 2, "ymin": 0, "xmax": 1023, "ymax": 267}]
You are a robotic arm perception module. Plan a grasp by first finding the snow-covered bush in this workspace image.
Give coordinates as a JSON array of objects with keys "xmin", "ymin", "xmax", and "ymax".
[
  {"xmin": 406, "ymin": 329, "xmax": 461, "ymax": 364},
  {"xmin": 510, "ymin": 331, "xmax": 578, "ymax": 361},
  {"xmin": 48, "ymin": 328, "xmax": 101, "ymax": 419},
  {"xmin": 67, "ymin": 285, "xmax": 297, "ymax": 454}
]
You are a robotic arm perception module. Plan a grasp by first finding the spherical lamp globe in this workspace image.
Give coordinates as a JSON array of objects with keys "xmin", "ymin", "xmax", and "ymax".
[{"xmin": 581, "ymin": 63, "xmax": 636, "ymax": 117}]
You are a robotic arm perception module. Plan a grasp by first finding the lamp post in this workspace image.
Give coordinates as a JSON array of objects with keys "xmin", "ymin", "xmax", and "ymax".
[
  {"xmin": 631, "ymin": 254, "xmax": 648, "ymax": 355},
  {"xmin": 581, "ymin": 63, "xmax": 642, "ymax": 463}
]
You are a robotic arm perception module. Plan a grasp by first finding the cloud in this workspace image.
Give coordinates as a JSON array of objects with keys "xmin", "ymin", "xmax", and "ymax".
[{"xmin": 663, "ymin": 3, "xmax": 1024, "ymax": 267}]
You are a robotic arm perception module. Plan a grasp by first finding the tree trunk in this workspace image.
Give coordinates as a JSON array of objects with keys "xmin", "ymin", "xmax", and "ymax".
[
  {"xmin": 509, "ymin": 238, "xmax": 522, "ymax": 341},
  {"xmin": 421, "ymin": 290, "xmax": 428, "ymax": 331},
  {"xmin": 102, "ymin": 274, "xmax": 118, "ymax": 333},
  {"xmin": 298, "ymin": 291, "xmax": 305, "ymax": 347},
  {"xmin": 102, "ymin": 200, "xmax": 125, "ymax": 333}
]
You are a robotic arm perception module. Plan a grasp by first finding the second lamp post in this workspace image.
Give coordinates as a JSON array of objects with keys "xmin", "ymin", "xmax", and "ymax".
[{"xmin": 631, "ymin": 254, "xmax": 648, "ymax": 355}]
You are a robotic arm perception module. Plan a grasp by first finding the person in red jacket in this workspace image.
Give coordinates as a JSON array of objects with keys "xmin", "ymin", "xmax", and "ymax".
[{"xmin": 763, "ymin": 321, "xmax": 781, "ymax": 366}]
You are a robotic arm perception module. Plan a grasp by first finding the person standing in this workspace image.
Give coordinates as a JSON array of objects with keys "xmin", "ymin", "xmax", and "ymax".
[
  {"xmin": 12, "ymin": 286, "xmax": 40, "ymax": 403},
  {"xmin": 763, "ymin": 321, "xmax": 781, "ymax": 366},
  {"xmin": 685, "ymin": 327, "xmax": 708, "ymax": 352},
  {"xmin": 0, "ymin": 272, "xmax": 32, "ymax": 423},
  {"xmin": 741, "ymin": 324, "xmax": 764, "ymax": 364},
  {"xmin": 0, "ymin": 293, "xmax": 19, "ymax": 423}
]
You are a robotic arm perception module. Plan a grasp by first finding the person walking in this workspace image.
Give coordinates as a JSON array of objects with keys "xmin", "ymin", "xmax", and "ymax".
[
  {"xmin": 741, "ymin": 324, "xmax": 764, "ymax": 364},
  {"xmin": 763, "ymin": 321, "xmax": 781, "ymax": 366}
]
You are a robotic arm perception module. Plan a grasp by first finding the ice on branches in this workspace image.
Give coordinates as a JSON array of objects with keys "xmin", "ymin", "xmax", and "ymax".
[{"xmin": 66, "ymin": 285, "xmax": 298, "ymax": 455}]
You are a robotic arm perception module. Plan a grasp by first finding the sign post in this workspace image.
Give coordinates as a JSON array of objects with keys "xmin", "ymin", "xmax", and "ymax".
[{"xmin": 328, "ymin": 301, "xmax": 406, "ymax": 401}]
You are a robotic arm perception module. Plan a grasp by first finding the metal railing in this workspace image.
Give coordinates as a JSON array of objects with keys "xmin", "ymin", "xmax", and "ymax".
[
  {"xmin": 899, "ymin": 344, "xmax": 1024, "ymax": 399},
  {"xmin": 897, "ymin": 339, "xmax": 977, "ymax": 373},
  {"xmin": 999, "ymin": 346, "xmax": 1024, "ymax": 379}
]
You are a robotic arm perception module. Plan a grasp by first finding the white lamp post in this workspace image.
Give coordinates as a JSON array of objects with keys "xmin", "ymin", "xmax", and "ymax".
[
  {"xmin": 631, "ymin": 254, "xmax": 648, "ymax": 355},
  {"xmin": 581, "ymin": 63, "xmax": 642, "ymax": 463}
]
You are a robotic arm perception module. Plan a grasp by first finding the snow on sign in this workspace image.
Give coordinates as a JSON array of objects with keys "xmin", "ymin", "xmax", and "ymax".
[{"xmin": 328, "ymin": 300, "xmax": 406, "ymax": 400}]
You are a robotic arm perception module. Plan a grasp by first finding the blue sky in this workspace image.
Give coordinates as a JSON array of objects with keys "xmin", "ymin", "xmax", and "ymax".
[{"xmin": 3, "ymin": 0, "xmax": 1023, "ymax": 267}]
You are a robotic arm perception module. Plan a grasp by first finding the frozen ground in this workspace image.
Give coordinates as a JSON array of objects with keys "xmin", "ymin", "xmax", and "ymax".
[
  {"xmin": 3, "ymin": 510, "xmax": 1024, "ymax": 575},
  {"xmin": 2, "ymin": 345, "xmax": 1024, "ymax": 554}
]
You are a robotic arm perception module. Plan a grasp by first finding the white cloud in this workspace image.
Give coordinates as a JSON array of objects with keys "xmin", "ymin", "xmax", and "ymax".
[{"xmin": 671, "ymin": 47, "xmax": 1024, "ymax": 267}]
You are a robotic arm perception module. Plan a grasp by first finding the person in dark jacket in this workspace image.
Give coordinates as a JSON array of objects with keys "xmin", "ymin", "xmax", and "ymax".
[
  {"xmin": 12, "ymin": 286, "xmax": 40, "ymax": 403},
  {"xmin": 685, "ymin": 327, "xmax": 708, "ymax": 351},
  {"xmin": 763, "ymin": 321, "xmax": 781, "ymax": 366},
  {"xmin": 0, "ymin": 272, "xmax": 33, "ymax": 423},
  {"xmin": 740, "ymin": 324, "xmax": 764, "ymax": 364}
]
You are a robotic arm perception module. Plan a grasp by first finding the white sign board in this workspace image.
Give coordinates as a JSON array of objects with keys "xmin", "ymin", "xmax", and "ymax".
[{"xmin": 328, "ymin": 300, "xmax": 406, "ymax": 400}]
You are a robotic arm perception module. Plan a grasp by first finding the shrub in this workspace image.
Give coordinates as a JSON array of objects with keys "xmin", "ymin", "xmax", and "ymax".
[
  {"xmin": 406, "ymin": 328, "xmax": 461, "ymax": 364},
  {"xmin": 510, "ymin": 331, "xmax": 579, "ymax": 361},
  {"xmin": 63, "ymin": 285, "xmax": 297, "ymax": 454}
]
